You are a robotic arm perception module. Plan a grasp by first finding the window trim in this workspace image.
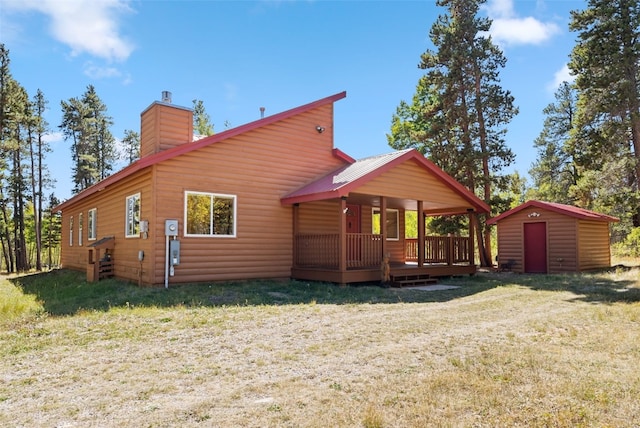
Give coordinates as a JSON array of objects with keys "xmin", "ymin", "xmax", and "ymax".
[
  {"xmin": 372, "ymin": 208, "xmax": 400, "ymax": 241},
  {"xmin": 78, "ymin": 212, "xmax": 83, "ymax": 246},
  {"xmin": 125, "ymin": 193, "xmax": 141, "ymax": 238},
  {"xmin": 88, "ymin": 208, "xmax": 97, "ymax": 241},
  {"xmin": 69, "ymin": 216, "xmax": 73, "ymax": 246},
  {"xmin": 184, "ymin": 191, "xmax": 237, "ymax": 238}
]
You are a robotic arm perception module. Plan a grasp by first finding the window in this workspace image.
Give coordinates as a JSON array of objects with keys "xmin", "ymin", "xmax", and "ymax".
[
  {"xmin": 372, "ymin": 208, "xmax": 399, "ymax": 240},
  {"xmin": 78, "ymin": 212, "xmax": 83, "ymax": 246},
  {"xmin": 185, "ymin": 191, "xmax": 236, "ymax": 237},
  {"xmin": 126, "ymin": 193, "xmax": 141, "ymax": 237},
  {"xmin": 69, "ymin": 216, "xmax": 73, "ymax": 246},
  {"xmin": 88, "ymin": 208, "xmax": 97, "ymax": 240}
]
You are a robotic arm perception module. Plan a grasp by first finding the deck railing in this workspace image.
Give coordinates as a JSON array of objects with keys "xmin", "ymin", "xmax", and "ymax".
[
  {"xmin": 294, "ymin": 233, "xmax": 470, "ymax": 269},
  {"xmin": 294, "ymin": 233, "xmax": 383, "ymax": 269},
  {"xmin": 295, "ymin": 234, "xmax": 340, "ymax": 268},
  {"xmin": 346, "ymin": 233, "xmax": 383, "ymax": 268},
  {"xmin": 405, "ymin": 236, "xmax": 471, "ymax": 264}
]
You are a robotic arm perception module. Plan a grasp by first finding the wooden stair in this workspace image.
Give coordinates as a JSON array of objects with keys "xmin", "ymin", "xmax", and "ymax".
[{"xmin": 390, "ymin": 273, "xmax": 438, "ymax": 288}]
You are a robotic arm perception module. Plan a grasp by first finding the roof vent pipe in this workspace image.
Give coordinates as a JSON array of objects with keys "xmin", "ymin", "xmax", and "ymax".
[
  {"xmin": 260, "ymin": 106, "xmax": 265, "ymax": 118},
  {"xmin": 161, "ymin": 91, "xmax": 172, "ymax": 103}
]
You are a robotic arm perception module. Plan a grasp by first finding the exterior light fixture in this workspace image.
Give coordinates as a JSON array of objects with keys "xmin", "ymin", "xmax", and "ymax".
[{"xmin": 315, "ymin": 125, "xmax": 325, "ymax": 133}]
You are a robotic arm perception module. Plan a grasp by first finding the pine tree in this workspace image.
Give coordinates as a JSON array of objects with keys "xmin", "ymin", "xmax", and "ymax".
[
  {"xmin": 43, "ymin": 193, "xmax": 61, "ymax": 268},
  {"xmin": 61, "ymin": 85, "xmax": 116, "ymax": 193},
  {"xmin": 4, "ymin": 80, "xmax": 30, "ymax": 271},
  {"xmin": 28, "ymin": 89, "xmax": 51, "ymax": 270},
  {"xmin": 569, "ymin": 0, "xmax": 640, "ymax": 225},
  {"xmin": 530, "ymin": 82, "xmax": 579, "ymax": 203},
  {"xmin": 387, "ymin": 0, "xmax": 517, "ymax": 266},
  {"xmin": 121, "ymin": 129, "xmax": 140, "ymax": 164},
  {"xmin": 193, "ymin": 99, "xmax": 214, "ymax": 137}
]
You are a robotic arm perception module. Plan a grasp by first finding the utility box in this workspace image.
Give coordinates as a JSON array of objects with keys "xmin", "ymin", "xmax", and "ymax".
[{"xmin": 165, "ymin": 219, "xmax": 179, "ymax": 236}]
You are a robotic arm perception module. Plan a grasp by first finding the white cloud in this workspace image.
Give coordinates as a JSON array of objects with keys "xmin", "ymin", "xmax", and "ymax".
[
  {"xmin": 83, "ymin": 62, "xmax": 133, "ymax": 84},
  {"xmin": 548, "ymin": 64, "xmax": 575, "ymax": 91},
  {"xmin": 42, "ymin": 131, "xmax": 65, "ymax": 147},
  {"xmin": 4, "ymin": 0, "xmax": 135, "ymax": 62},
  {"xmin": 484, "ymin": 0, "xmax": 560, "ymax": 46}
]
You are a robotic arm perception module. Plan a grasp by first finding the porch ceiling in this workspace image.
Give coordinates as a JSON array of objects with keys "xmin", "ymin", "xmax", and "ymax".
[{"xmin": 345, "ymin": 192, "xmax": 478, "ymax": 215}]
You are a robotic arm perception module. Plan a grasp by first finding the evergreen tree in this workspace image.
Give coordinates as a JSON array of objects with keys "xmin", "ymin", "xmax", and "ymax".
[
  {"xmin": 529, "ymin": 82, "xmax": 579, "ymax": 203},
  {"xmin": 569, "ymin": 0, "xmax": 640, "ymax": 226},
  {"xmin": 3, "ymin": 79, "xmax": 30, "ymax": 271},
  {"xmin": 28, "ymin": 89, "xmax": 51, "ymax": 270},
  {"xmin": 193, "ymin": 99, "xmax": 214, "ymax": 137},
  {"xmin": 387, "ymin": 0, "xmax": 517, "ymax": 266},
  {"xmin": 0, "ymin": 44, "xmax": 56, "ymax": 272},
  {"xmin": 43, "ymin": 193, "xmax": 61, "ymax": 268},
  {"xmin": 61, "ymin": 85, "xmax": 116, "ymax": 192},
  {"xmin": 121, "ymin": 129, "xmax": 140, "ymax": 164}
]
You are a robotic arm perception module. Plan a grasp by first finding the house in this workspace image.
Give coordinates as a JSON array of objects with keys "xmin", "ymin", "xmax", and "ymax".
[
  {"xmin": 486, "ymin": 200, "xmax": 619, "ymax": 274},
  {"xmin": 54, "ymin": 91, "xmax": 490, "ymax": 287}
]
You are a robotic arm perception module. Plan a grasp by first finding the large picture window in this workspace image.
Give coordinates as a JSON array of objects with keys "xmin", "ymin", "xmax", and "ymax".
[
  {"xmin": 372, "ymin": 208, "xmax": 400, "ymax": 240},
  {"xmin": 126, "ymin": 193, "xmax": 141, "ymax": 238},
  {"xmin": 88, "ymin": 208, "xmax": 97, "ymax": 241},
  {"xmin": 185, "ymin": 191, "xmax": 236, "ymax": 237}
]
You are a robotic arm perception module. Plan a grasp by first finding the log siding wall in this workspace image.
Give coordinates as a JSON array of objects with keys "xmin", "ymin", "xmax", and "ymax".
[
  {"xmin": 60, "ymin": 103, "xmax": 346, "ymax": 285},
  {"xmin": 149, "ymin": 105, "xmax": 344, "ymax": 284},
  {"xmin": 60, "ymin": 169, "xmax": 155, "ymax": 283}
]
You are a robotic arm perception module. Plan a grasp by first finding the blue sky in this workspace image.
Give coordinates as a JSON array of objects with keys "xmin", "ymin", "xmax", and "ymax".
[{"xmin": 1, "ymin": 0, "xmax": 582, "ymax": 201}]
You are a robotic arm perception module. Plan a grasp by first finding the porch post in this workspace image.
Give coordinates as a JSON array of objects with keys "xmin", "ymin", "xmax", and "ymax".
[
  {"xmin": 417, "ymin": 200, "xmax": 424, "ymax": 267},
  {"xmin": 380, "ymin": 196, "xmax": 387, "ymax": 258},
  {"xmin": 339, "ymin": 197, "xmax": 347, "ymax": 272},
  {"xmin": 467, "ymin": 209, "xmax": 475, "ymax": 266},
  {"xmin": 292, "ymin": 203, "xmax": 299, "ymax": 268}
]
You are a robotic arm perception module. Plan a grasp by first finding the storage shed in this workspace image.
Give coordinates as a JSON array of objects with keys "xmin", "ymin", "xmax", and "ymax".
[{"xmin": 486, "ymin": 200, "xmax": 619, "ymax": 273}]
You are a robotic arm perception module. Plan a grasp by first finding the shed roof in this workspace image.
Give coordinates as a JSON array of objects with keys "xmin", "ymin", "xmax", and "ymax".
[
  {"xmin": 281, "ymin": 148, "xmax": 490, "ymax": 214},
  {"xmin": 54, "ymin": 91, "xmax": 347, "ymax": 212},
  {"xmin": 486, "ymin": 200, "xmax": 619, "ymax": 225}
]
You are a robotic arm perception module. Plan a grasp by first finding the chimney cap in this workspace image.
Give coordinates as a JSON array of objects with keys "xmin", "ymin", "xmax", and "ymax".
[{"xmin": 161, "ymin": 91, "xmax": 172, "ymax": 103}]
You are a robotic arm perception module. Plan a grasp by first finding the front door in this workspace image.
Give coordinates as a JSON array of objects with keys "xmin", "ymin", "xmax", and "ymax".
[
  {"xmin": 346, "ymin": 204, "xmax": 360, "ymax": 233},
  {"xmin": 524, "ymin": 222, "xmax": 547, "ymax": 273},
  {"xmin": 346, "ymin": 205, "xmax": 361, "ymax": 264}
]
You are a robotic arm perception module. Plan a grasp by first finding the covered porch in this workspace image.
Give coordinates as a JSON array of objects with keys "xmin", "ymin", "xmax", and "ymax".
[
  {"xmin": 290, "ymin": 199, "xmax": 478, "ymax": 285},
  {"xmin": 281, "ymin": 149, "xmax": 490, "ymax": 285}
]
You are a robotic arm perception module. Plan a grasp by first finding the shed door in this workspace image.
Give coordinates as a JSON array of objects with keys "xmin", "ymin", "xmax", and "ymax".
[{"xmin": 524, "ymin": 222, "xmax": 547, "ymax": 273}]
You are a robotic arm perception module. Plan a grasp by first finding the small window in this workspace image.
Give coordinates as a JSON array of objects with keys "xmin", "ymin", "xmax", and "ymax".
[
  {"xmin": 126, "ymin": 193, "xmax": 141, "ymax": 238},
  {"xmin": 372, "ymin": 208, "xmax": 400, "ymax": 241},
  {"xmin": 88, "ymin": 208, "xmax": 97, "ymax": 241},
  {"xmin": 69, "ymin": 216, "xmax": 74, "ymax": 246},
  {"xmin": 78, "ymin": 212, "xmax": 83, "ymax": 246},
  {"xmin": 185, "ymin": 191, "xmax": 236, "ymax": 237}
]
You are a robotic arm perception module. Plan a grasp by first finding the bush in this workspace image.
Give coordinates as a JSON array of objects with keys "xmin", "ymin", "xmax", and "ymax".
[{"xmin": 612, "ymin": 227, "xmax": 640, "ymax": 258}]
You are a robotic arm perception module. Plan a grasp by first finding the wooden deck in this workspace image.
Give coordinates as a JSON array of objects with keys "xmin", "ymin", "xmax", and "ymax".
[
  {"xmin": 291, "ymin": 263, "xmax": 476, "ymax": 285},
  {"xmin": 292, "ymin": 233, "xmax": 476, "ymax": 285}
]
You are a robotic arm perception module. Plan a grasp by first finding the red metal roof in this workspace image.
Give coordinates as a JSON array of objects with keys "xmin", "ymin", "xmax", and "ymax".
[
  {"xmin": 281, "ymin": 148, "xmax": 491, "ymax": 214},
  {"xmin": 486, "ymin": 200, "xmax": 619, "ymax": 225},
  {"xmin": 54, "ymin": 91, "xmax": 347, "ymax": 212}
]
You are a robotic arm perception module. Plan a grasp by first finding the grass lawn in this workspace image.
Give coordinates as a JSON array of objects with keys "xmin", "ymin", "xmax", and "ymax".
[{"xmin": 1, "ymin": 267, "xmax": 640, "ymax": 427}]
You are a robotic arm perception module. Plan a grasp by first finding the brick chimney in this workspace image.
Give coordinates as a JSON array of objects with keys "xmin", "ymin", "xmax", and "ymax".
[{"xmin": 140, "ymin": 91, "xmax": 193, "ymax": 157}]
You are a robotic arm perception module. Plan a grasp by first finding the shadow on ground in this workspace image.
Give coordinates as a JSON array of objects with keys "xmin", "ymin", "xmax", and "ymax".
[{"xmin": 8, "ymin": 266, "xmax": 640, "ymax": 316}]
